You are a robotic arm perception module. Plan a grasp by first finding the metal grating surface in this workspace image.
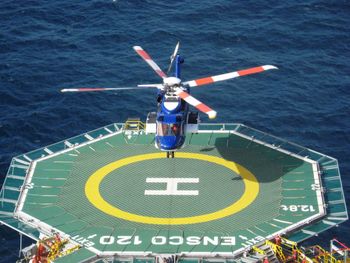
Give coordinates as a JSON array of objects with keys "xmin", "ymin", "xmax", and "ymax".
[{"xmin": 0, "ymin": 123, "xmax": 347, "ymax": 262}]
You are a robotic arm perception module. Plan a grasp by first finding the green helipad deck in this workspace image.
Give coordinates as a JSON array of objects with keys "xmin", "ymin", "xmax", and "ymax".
[{"xmin": 0, "ymin": 123, "xmax": 347, "ymax": 262}]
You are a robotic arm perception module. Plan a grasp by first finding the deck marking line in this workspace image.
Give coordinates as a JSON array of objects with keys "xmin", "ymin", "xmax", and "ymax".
[
  {"xmin": 273, "ymin": 218, "xmax": 292, "ymax": 224},
  {"xmin": 145, "ymin": 178, "xmax": 199, "ymax": 196},
  {"xmin": 85, "ymin": 152, "xmax": 259, "ymax": 225},
  {"xmin": 106, "ymin": 142, "xmax": 114, "ymax": 148}
]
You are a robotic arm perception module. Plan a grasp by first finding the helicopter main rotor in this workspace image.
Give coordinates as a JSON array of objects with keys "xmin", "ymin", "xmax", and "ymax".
[{"xmin": 61, "ymin": 42, "xmax": 277, "ymax": 120}]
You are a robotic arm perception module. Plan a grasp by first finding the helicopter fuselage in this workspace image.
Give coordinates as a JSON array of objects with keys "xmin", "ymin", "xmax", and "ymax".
[
  {"xmin": 155, "ymin": 88, "xmax": 187, "ymax": 151},
  {"xmin": 155, "ymin": 57, "xmax": 188, "ymax": 152}
]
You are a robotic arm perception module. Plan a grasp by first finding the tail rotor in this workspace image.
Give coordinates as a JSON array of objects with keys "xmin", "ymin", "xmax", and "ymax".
[{"xmin": 167, "ymin": 41, "xmax": 180, "ymax": 74}]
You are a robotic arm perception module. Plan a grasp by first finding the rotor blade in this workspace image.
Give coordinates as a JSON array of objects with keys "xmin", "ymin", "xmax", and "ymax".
[
  {"xmin": 133, "ymin": 46, "xmax": 167, "ymax": 79},
  {"xmin": 174, "ymin": 87, "xmax": 217, "ymax": 119},
  {"xmin": 61, "ymin": 87, "xmax": 151, "ymax": 93},
  {"xmin": 167, "ymin": 41, "xmax": 180, "ymax": 74},
  {"xmin": 183, "ymin": 65, "xmax": 278, "ymax": 88},
  {"xmin": 137, "ymin": 84, "xmax": 164, "ymax": 89}
]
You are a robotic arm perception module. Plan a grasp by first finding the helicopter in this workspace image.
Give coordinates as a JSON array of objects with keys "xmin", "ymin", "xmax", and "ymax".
[{"xmin": 61, "ymin": 43, "xmax": 277, "ymax": 158}]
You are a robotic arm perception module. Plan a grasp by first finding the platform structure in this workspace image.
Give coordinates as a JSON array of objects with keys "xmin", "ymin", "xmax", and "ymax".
[{"xmin": 0, "ymin": 123, "xmax": 347, "ymax": 262}]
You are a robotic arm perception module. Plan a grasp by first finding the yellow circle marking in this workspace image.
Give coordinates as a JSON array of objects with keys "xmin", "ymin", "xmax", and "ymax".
[{"xmin": 85, "ymin": 152, "xmax": 259, "ymax": 225}]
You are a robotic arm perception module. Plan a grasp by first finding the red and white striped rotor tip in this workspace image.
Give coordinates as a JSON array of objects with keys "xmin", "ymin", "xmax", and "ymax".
[
  {"xmin": 183, "ymin": 65, "xmax": 278, "ymax": 88},
  {"xmin": 175, "ymin": 88, "xmax": 217, "ymax": 119},
  {"xmin": 133, "ymin": 46, "xmax": 167, "ymax": 79}
]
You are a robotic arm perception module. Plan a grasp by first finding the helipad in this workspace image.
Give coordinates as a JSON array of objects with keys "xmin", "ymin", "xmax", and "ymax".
[{"xmin": 0, "ymin": 123, "xmax": 347, "ymax": 262}]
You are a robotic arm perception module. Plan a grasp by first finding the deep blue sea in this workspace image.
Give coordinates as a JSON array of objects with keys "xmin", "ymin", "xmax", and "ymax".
[{"xmin": 0, "ymin": 0, "xmax": 349, "ymax": 262}]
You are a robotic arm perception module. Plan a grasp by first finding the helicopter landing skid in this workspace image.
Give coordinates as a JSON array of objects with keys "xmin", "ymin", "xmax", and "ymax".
[{"xmin": 166, "ymin": 151, "xmax": 175, "ymax": 158}]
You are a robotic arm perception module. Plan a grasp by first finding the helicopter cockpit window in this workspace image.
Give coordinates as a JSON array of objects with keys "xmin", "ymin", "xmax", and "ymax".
[
  {"xmin": 157, "ymin": 122, "xmax": 169, "ymax": 136},
  {"xmin": 169, "ymin": 123, "xmax": 180, "ymax": 136},
  {"xmin": 157, "ymin": 122, "xmax": 182, "ymax": 136}
]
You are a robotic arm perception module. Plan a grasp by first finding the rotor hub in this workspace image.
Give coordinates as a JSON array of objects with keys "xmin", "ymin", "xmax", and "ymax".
[{"xmin": 163, "ymin": 77, "xmax": 181, "ymax": 87}]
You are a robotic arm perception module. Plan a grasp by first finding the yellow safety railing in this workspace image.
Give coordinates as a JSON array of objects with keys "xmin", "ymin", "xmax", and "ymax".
[
  {"xmin": 294, "ymin": 249, "xmax": 313, "ymax": 263},
  {"xmin": 264, "ymin": 236, "xmax": 314, "ymax": 263},
  {"xmin": 124, "ymin": 119, "xmax": 145, "ymax": 131},
  {"xmin": 47, "ymin": 236, "xmax": 68, "ymax": 261},
  {"xmin": 272, "ymin": 236, "xmax": 342, "ymax": 263},
  {"xmin": 254, "ymin": 236, "xmax": 348, "ymax": 263},
  {"xmin": 280, "ymin": 236, "xmax": 298, "ymax": 249},
  {"xmin": 279, "ymin": 236, "xmax": 312, "ymax": 263},
  {"xmin": 266, "ymin": 240, "xmax": 286, "ymax": 262},
  {"xmin": 57, "ymin": 244, "xmax": 81, "ymax": 258},
  {"xmin": 311, "ymin": 245, "xmax": 340, "ymax": 263},
  {"xmin": 252, "ymin": 245, "xmax": 266, "ymax": 256},
  {"xmin": 34, "ymin": 234, "xmax": 81, "ymax": 262}
]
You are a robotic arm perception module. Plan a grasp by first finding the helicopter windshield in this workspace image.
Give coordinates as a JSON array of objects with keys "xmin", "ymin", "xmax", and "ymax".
[{"xmin": 157, "ymin": 122, "xmax": 182, "ymax": 136}]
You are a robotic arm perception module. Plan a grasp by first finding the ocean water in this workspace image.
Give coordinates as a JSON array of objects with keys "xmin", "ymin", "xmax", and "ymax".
[{"xmin": 0, "ymin": 0, "xmax": 349, "ymax": 261}]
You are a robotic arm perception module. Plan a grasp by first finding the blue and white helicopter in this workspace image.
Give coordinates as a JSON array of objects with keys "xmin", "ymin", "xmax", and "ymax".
[{"xmin": 61, "ymin": 43, "xmax": 277, "ymax": 158}]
